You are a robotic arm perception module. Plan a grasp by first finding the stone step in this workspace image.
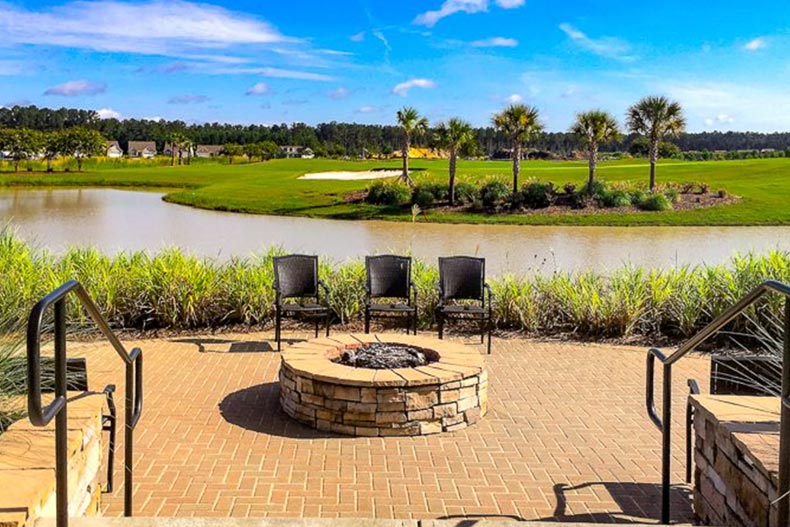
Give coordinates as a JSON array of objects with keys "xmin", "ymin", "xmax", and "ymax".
[{"xmin": 35, "ymin": 517, "xmax": 694, "ymax": 527}]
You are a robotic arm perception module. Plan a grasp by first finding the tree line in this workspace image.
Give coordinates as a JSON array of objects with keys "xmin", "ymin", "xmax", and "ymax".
[{"xmin": 1, "ymin": 104, "xmax": 789, "ymax": 158}]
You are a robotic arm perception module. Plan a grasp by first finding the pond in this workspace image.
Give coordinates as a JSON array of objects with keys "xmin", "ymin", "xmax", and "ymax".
[{"xmin": 2, "ymin": 187, "xmax": 790, "ymax": 275}]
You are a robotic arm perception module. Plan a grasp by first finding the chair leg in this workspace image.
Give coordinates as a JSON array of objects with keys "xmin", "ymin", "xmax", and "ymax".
[
  {"xmin": 314, "ymin": 318, "xmax": 319, "ymax": 338},
  {"xmin": 480, "ymin": 319, "xmax": 485, "ymax": 344},
  {"xmin": 325, "ymin": 313, "xmax": 330, "ymax": 337},
  {"xmin": 365, "ymin": 309, "xmax": 370, "ymax": 334},
  {"xmin": 487, "ymin": 323, "xmax": 492, "ymax": 355},
  {"xmin": 438, "ymin": 314, "xmax": 444, "ymax": 340},
  {"xmin": 275, "ymin": 309, "xmax": 282, "ymax": 352},
  {"xmin": 413, "ymin": 311, "xmax": 418, "ymax": 335}
]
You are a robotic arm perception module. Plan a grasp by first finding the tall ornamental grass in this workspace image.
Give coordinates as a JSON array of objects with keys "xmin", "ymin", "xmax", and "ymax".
[{"xmin": 2, "ymin": 229, "xmax": 790, "ymax": 343}]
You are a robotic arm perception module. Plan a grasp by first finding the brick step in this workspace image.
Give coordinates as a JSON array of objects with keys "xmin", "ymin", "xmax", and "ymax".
[{"xmin": 35, "ymin": 518, "xmax": 695, "ymax": 527}]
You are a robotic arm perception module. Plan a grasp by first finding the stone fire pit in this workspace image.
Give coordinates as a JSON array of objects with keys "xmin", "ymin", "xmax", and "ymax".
[{"xmin": 279, "ymin": 333, "xmax": 487, "ymax": 436}]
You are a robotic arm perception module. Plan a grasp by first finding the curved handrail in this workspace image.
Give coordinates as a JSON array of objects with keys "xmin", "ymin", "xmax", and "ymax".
[
  {"xmin": 27, "ymin": 280, "xmax": 143, "ymax": 427},
  {"xmin": 645, "ymin": 279, "xmax": 790, "ymax": 524},
  {"xmin": 26, "ymin": 279, "xmax": 143, "ymax": 526}
]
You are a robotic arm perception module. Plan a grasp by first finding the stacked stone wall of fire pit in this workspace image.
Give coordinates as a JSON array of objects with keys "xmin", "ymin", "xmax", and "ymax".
[{"xmin": 279, "ymin": 333, "xmax": 487, "ymax": 436}]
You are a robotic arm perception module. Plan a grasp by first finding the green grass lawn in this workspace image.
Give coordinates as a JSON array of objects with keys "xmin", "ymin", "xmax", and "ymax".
[{"xmin": 1, "ymin": 157, "xmax": 789, "ymax": 225}]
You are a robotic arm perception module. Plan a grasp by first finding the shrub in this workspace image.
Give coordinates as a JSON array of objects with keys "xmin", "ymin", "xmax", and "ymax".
[
  {"xmin": 664, "ymin": 187, "xmax": 679, "ymax": 203},
  {"xmin": 365, "ymin": 181, "xmax": 410, "ymax": 206},
  {"xmin": 454, "ymin": 182, "xmax": 478, "ymax": 205},
  {"xmin": 479, "ymin": 180, "xmax": 511, "ymax": 208},
  {"xmin": 520, "ymin": 181, "xmax": 556, "ymax": 209},
  {"xmin": 630, "ymin": 189, "xmax": 647, "ymax": 205},
  {"xmin": 717, "ymin": 189, "xmax": 728, "ymax": 199},
  {"xmin": 411, "ymin": 183, "xmax": 449, "ymax": 207},
  {"xmin": 422, "ymin": 183, "xmax": 449, "ymax": 201},
  {"xmin": 581, "ymin": 179, "xmax": 608, "ymax": 197},
  {"xmin": 563, "ymin": 183, "xmax": 576, "ymax": 194},
  {"xmin": 599, "ymin": 189, "xmax": 632, "ymax": 208},
  {"xmin": 412, "ymin": 188, "xmax": 436, "ymax": 208},
  {"xmin": 639, "ymin": 193, "xmax": 673, "ymax": 211}
]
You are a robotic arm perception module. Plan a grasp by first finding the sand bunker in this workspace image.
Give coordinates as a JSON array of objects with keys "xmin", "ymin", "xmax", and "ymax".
[{"xmin": 299, "ymin": 170, "xmax": 402, "ymax": 181}]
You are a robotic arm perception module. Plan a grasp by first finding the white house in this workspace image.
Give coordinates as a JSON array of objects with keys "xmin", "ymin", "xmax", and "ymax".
[
  {"xmin": 280, "ymin": 145, "xmax": 302, "ymax": 158},
  {"xmin": 128, "ymin": 141, "xmax": 157, "ymax": 159},
  {"xmin": 106, "ymin": 141, "xmax": 123, "ymax": 158},
  {"xmin": 300, "ymin": 147, "xmax": 315, "ymax": 159},
  {"xmin": 196, "ymin": 145, "xmax": 223, "ymax": 158}
]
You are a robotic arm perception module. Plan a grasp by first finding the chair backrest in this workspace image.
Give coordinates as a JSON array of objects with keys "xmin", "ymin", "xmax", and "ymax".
[
  {"xmin": 273, "ymin": 255, "xmax": 319, "ymax": 298},
  {"xmin": 438, "ymin": 256, "xmax": 485, "ymax": 302},
  {"xmin": 366, "ymin": 255, "xmax": 411, "ymax": 299}
]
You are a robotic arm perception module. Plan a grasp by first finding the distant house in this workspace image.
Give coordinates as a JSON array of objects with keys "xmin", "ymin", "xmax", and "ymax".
[
  {"xmin": 196, "ymin": 145, "xmax": 223, "ymax": 158},
  {"xmin": 280, "ymin": 145, "xmax": 302, "ymax": 158},
  {"xmin": 106, "ymin": 141, "xmax": 123, "ymax": 158},
  {"xmin": 300, "ymin": 147, "xmax": 315, "ymax": 159},
  {"xmin": 128, "ymin": 141, "xmax": 157, "ymax": 158}
]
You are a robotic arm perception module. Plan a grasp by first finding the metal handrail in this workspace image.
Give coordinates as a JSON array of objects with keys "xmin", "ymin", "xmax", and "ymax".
[
  {"xmin": 645, "ymin": 279, "xmax": 790, "ymax": 524},
  {"xmin": 26, "ymin": 280, "xmax": 143, "ymax": 527}
]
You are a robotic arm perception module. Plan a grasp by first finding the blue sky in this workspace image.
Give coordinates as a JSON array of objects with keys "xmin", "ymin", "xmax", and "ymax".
[{"xmin": 1, "ymin": 0, "xmax": 789, "ymax": 131}]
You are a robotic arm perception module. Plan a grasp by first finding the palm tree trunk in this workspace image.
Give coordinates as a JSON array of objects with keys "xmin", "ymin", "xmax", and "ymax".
[
  {"xmin": 649, "ymin": 141, "xmax": 658, "ymax": 192},
  {"xmin": 448, "ymin": 149, "xmax": 457, "ymax": 206},
  {"xmin": 46, "ymin": 157, "xmax": 52, "ymax": 172},
  {"xmin": 400, "ymin": 136, "xmax": 413, "ymax": 185},
  {"xmin": 77, "ymin": 156, "xmax": 83, "ymax": 171},
  {"xmin": 512, "ymin": 143, "xmax": 521, "ymax": 194},
  {"xmin": 588, "ymin": 144, "xmax": 597, "ymax": 191},
  {"xmin": 170, "ymin": 151, "xmax": 175, "ymax": 167},
  {"xmin": 14, "ymin": 159, "xmax": 19, "ymax": 173}
]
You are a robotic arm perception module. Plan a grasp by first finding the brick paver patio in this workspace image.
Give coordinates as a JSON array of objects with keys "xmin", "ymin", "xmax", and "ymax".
[{"xmin": 69, "ymin": 331, "xmax": 708, "ymax": 523}]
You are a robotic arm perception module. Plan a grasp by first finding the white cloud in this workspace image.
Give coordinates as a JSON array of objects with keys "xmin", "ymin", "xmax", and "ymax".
[
  {"xmin": 505, "ymin": 94, "xmax": 522, "ymax": 103},
  {"xmin": 559, "ymin": 23, "xmax": 635, "ymax": 61},
  {"xmin": 391, "ymin": 78, "xmax": 437, "ymax": 96},
  {"xmin": 0, "ymin": 61, "xmax": 25, "ymax": 76},
  {"xmin": 328, "ymin": 87, "xmax": 350, "ymax": 100},
  {"xmin": 660, "ymin": 80, "xmax": 790, "ymax": 131},
  {"xmin": 357, "ymin": 105, "xmax": 379, "ymax": 113},
  {"xmin": 96, "ymin": 108, "xmax": 121, "ymax": 119},
  {"xmin": 44, "ymin": 80, "xmax": 107, "ymax": 96},
  {"xmin": 245, "ymin": 82, "xmax": 270, "ymax": 95},
  {"xmin": 0, "ymin": 0, "xmax": 287, "ymax": 58},
  {"xmin": 414, "ymin": 0, "xmax": 524, "ymax": 27},
  {"xmin": 210, "ymin": 67, "xmax": 333, "ymax": 81},
  {"xmin": 471, "ymin": 37, "xmax": 518, "ymax": 48},
  {"xmin": 168, "ymin": 94, "xmax": 209, "ymax": 104},
  {"xmin": 350, "ymin": 31, "xmax": 365, "ymax": 42},
  {"xmin": 744, "ymin": 37, "xmax": 766, "ymax": 51}
]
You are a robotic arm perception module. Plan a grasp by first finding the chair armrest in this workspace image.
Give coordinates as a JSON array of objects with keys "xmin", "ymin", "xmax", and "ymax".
[{"xmin": 436, "ymin": 282, "xmax": 444, "ymax": 306}]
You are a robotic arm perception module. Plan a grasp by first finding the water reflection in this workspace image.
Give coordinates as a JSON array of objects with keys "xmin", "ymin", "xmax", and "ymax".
[{"xmin": 1, "ymin": 188, "xmax": 788, "ymax": 275}]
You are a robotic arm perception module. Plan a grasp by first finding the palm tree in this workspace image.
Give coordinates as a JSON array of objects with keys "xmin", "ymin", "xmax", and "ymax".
[
  {"xmin": 396, "ymin": 107, "xmax": 428, "ymax": 185},
  {"xmin": 626, "ymin": 96, "xmax": 686, "ymax": 192},
  {"xmin": 570, "ymin": 110, "xmax": 621, "ymax": 192},
  {"xmin": 492, "ymin": 104, "xmax": 542, "ymax": 193},
  {"xmin": 434, "ymin": 118, "xmax": 475, "ymax": 206}
]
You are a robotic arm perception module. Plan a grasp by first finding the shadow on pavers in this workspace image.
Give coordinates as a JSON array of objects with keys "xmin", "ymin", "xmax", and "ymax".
[
  {"xmin": 218, "ymin": 382, "xmax": 340, "ymax": 439},
  {"xmin": 171, "ymin": 337, "xmax": 277, "ymax": 353}
]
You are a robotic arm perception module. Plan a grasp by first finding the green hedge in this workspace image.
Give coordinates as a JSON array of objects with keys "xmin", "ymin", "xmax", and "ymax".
[{"xmin": 1, "ymin": 229, "xmax": 789, "ymax": 341}]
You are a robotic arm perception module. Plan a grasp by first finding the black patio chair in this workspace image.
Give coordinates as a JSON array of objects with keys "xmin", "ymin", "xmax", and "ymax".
[
  {"xmin": 365, "ymin": 255, "xmax": 418, "ymax": 335},
  {"xmin": 685, "ymin": 355, "xmax": 781, "ymax": 482},
  {"xmin": 273, "ymin": 254, "xmax": 332, "ymax": 351},
  {"xmin": 436, "ymin": 256, "xmax": 493, "ymax": 354}
]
